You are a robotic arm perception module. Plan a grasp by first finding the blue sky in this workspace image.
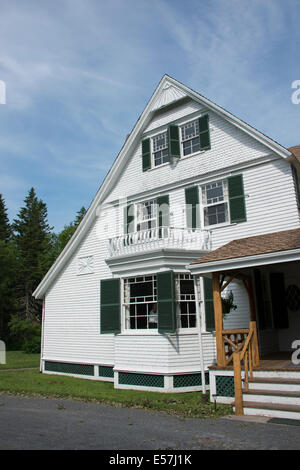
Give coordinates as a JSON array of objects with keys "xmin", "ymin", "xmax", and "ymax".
[{"xmin": 0, "ymin": 0, "xmax": 300, "ymax": 232}]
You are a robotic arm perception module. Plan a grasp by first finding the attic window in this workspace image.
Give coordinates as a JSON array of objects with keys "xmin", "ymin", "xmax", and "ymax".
[
  {"xmin": 152, "ymin": 132, "xmax": 169, "ymax": 167},
  {"xmin": 181, "ymin": 120, "xmax": 200, "ymax": 156}
]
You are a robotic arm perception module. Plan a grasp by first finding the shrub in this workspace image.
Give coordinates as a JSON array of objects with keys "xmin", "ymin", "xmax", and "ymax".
[
  {"xmin": 8, "ymin": 315, "xmax": 41, "ymax": 353},
  {"xmin": 24, "ymin": 336, "xmax": 41, "ymax": 354}
]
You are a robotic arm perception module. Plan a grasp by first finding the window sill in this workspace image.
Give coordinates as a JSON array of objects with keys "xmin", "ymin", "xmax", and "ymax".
[
  {"xmin": 145, "ymin": 149, "xmax": 208, "ymax": 172},
  {"xmin": 204, "ymin": 221, "xmax": 237, "ymax": 230},
  {"xmin": 118, "ymin": 328, "xmax": 202, "ymax": 336}
]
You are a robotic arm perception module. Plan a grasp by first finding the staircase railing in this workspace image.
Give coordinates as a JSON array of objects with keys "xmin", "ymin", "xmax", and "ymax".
[{"xmin": 233, "ymin": 321, "xmax": 260, "ymax": 415}]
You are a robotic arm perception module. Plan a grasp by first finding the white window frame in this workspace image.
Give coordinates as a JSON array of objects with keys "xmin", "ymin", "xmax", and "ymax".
[
  {"xmin": 201, "ymin": 179, "xmax": 230, "ymax": 228},
  {"xmin": 135, "ymin": 199, "xmax": 157, "ymax": 232},
  {"xmin": 175, "ymin": 273, "xmax": 200, "ymax": 331},
  {"xmin": 180, "ymin": 119, "xmax": 201, "ymax": 157},
  {"xmin": 151, "ymin": 131, "xmax": 169, "ymax": 168},
  {"xmin": 123, "ymin": 275, "xmax": 157, "ymax": 331}
]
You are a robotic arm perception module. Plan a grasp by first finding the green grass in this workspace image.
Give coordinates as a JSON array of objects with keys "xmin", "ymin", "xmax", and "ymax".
[
  {"xmin": 0, "ymin": 368, "xmax": 232, "ymax": 419},
  {"xmin": 0, "ymin": 351, "xmax": 40, "ymax": 370}
]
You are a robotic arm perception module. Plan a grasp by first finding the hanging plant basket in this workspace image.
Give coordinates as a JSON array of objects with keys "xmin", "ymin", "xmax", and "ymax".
[{"xmin": 222, "ymin": 290, "xmax": 237, "ymax": 316}]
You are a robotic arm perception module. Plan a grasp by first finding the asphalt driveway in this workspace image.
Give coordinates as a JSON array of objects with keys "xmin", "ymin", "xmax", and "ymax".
[{"xmin": 0, "ymin": 394, "xmax": 300, "ymax": 450}]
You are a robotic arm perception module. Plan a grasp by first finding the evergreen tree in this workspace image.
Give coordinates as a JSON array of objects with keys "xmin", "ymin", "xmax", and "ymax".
[
  {"xmin": 74, "ymin": 206, "xmax": 87, "ymax": 226},
  {"xmin": 12, "ymin": 188, "xmax": 53, "ymax": 319},
  {"xmin": 0, "ymin": 194, "xmax": 15, "ymax": 340},
  {"xmin": 0, "ymin": 194, "xmax": 11, "ymax": 242}
]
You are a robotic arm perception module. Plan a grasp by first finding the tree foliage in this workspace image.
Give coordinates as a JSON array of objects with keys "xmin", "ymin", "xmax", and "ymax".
[{"xmin": 0, "ymin": 187, "xmax": 86, "ymax": 350}]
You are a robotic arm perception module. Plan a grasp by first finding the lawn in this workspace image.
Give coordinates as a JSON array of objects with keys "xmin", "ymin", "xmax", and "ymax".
[
  {"xmin": 0, "ymin": 350, "xmax": 40, "ymax": 370},
  {"xmin": 0, "ymin": 367, "xmax": 232, "ymax": 419}
]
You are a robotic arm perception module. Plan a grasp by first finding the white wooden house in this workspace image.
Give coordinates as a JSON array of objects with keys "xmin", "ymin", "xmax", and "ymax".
[{"xmin": 34, "ymin": 75, "xmax": 300, "ymax": 418}]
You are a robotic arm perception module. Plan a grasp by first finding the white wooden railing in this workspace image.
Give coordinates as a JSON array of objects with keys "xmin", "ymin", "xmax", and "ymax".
[{"xmin": 108, "ymin": 226, "xmax": 212, "ymax": 257}]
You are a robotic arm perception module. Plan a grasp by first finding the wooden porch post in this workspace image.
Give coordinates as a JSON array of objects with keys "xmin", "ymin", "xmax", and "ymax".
[
  {"xmin": 244, "ymin": 277, "xmax": 260, "ymax": 368},
  {"xmin": 247, "ymin": 278, "xmax": 256, "ymax": 322},
  {"xmin": 212, "ymin": 272, "xmax": 226, "ymax": 367}
]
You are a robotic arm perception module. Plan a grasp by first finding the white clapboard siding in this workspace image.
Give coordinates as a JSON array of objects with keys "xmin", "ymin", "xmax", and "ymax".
[
  {"xmin": 43, "ymin": 217, "xmax": 115, "ymax": 364},
  {"xmin": 167, "ymin": 333, "xmax": 216, "ymax": 372},
  {"xmin": 42, "ymin": 91, "xmax": 300, "ymax": 378},
  {"xmin": 222, "ymin": 280, "xmax": 250, "ymax": 330},
  {"xmin": 104, "ymin": 103, "xmax": 270, "ymax": 204}
]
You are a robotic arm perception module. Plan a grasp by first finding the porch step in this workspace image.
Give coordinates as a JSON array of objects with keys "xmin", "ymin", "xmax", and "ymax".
[
  {"xmin": 243, "ymin": 389, "xmax": 300, "ymax": 406},
  {"xmin": 248, "ymin": 377, "xmax": 300, "ymax": 392},
  {"xmin": 242, "ymin": 401, "xmax": 300, "ymax": 420}
]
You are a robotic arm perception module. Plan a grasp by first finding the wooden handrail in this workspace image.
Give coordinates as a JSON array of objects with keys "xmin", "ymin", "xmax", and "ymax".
[{"xmin": 233, "ymin": 321, "xmax": 259, "ymax": 416}]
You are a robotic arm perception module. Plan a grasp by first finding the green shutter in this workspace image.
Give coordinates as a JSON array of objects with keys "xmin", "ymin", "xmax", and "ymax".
[
  {"xmin": 185, "ymin": 186, "xmax": 200, "ymax": 229},
  {"xmin": 168, "ymin": 125, "xmax": 180, "ymax": 158},
  {"xmin": 100, "ymin": 279, "xmax": 121, "ymax": 334},
  {"xmin": 198, "ymin": 115, "xmax": 211, "ymax": 150},
  {"xmin": 142, "ymin": 138, "xmax": 151, "ymax": 171},
  {"xmin": 291, "ymin": 165, "xmax": 300, "ymax": 208},
  {"xmin": 124, "ymin": 204, "xmax": 134, "ymax": 234},
  {"xmin": 157, "ymin": 270, "xmax": 176, "ymax": 333},
  {"xmin": 203, "ymin": 277, "xmax": 215, "ymax": 331},
  {"xmin": 269, "ymin": 273, "xmax": 289, "ymax": 329},
  {"xmin": 157, "ymin": 195, "xmax": 169, "ymax": 238},
  {"xmin": 228, "ymin": 174, "xmax": 247, "ymax": 223}
]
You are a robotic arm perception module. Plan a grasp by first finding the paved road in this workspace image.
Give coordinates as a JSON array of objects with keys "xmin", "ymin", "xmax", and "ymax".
[{"xmin": 0, "ymin": 394, "xmax": 300, "ymax": 450}]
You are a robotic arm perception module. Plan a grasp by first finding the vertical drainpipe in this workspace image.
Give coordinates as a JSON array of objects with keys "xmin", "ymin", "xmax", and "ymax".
[
  {"xmin": 193, "ymin": 274, "xmax": 206, "ymax": 399},
  {"xmin": 40, "ymin": 298, "xmax": 45, "ymax": 373}
]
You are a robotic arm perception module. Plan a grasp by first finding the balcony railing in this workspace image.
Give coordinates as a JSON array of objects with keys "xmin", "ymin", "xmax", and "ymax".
[{"xmin": 108, "ymin": 226, "xmax": 212, "ymax": 257}]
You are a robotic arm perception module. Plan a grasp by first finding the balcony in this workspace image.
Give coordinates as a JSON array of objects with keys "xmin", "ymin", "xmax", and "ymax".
[{"xmin": 108, "ymin": 226, "xmax": 212, "ymax": 258}]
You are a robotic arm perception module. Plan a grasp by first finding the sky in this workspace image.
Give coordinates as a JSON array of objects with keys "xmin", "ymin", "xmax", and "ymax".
[{"xmin": 0, "ymin": 0, "xmax": 300, "ymax": 232}]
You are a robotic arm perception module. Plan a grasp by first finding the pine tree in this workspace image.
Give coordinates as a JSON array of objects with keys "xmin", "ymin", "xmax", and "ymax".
[
  {"xmin": 0, "ymin": 194, "xmax": 15, "ymax": 340},
  {"xmin": 74, "ymin": 206, "xmax": 87, "ymax": 226},
  {"xmin": 0, "ymin": 194, "xmax": 11, "ymax": 242},
  {"xmin": 12, "ymin": 188, "xmax": 53, "ymax": 319}
]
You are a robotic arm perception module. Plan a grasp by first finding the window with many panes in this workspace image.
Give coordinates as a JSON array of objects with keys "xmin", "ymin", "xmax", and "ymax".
[
  {"xmin": 202, "ymin": 180, "xmax": 229, "ymax": 227},
  {"xmin": 152, "ymin": 132, "xmax": 169, "ymax": 167},
  {"xmin": 136, "ymin": 200, "xmax": 157, "ymax": 231},
  {"xmin": 175, "ymin": 274, "xmax": 198, "ymax": 328},
  {"xmin": 124, "ymin": 276, "xmax": 157, "ymax": 330},
  {"xmin": 123, "ymin": 274, "xmax": 199, "ymax": 331},
  {"xmin": 180, "ymin": 120, "xmax": 200, "ymax": 156}
]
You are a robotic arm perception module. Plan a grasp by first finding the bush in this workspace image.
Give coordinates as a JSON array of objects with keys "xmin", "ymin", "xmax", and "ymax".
[
  {"xmin": 8, "ymin": 315, "xmax": 41, "ymax": 353},
  {"xmin": 23, "ymin": 336, "xmax": 41, "ymax": 354}
]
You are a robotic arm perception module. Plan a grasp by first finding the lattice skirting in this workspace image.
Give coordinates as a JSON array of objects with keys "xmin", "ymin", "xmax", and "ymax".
[
  {"xmin": 98, "ymin": 365, "xmax": 114, "ymax": 378},
  {"xmin": 215, "ymin": 375, "xmax": 235, "ymax": 397},
  {"xmin": 173, "ymin": 372, "xmax": 210, "ymax": 388},
  {"xmin": 118, "ymin": 372, "xmax": 164, "ymax": 388},
  {"xmin": 44, "ymin": 361, "xmax": 94, "ymax": 376}
]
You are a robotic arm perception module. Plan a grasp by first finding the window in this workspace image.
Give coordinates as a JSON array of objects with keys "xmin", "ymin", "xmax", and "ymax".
[
  {"xmin": 202, "ymin": 180, "xmax": 229, "ymax": 226},
  {"xmin": 136, "ymin": 199, "xmax": 157, "ymax": 231},
  {"xmin": 152, "ymin": 132, "xmax": 169, "ymax": 167},
  {"xmin": 124, "ymin": 276, "xmax": 157, "ymax": 330},
  {"xmin": 175, "ymin": 274, "xmax": 198, "ymax": 328},
  {"xmin": 181, "ymin": 120, "xmax": 200, "ymax": 156}
]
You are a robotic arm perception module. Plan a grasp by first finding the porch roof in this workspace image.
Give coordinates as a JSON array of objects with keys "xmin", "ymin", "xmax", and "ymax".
[
  {"xmin": 189, "ymin": 228, "xmax": 300, "ymax": 275},
  {"xmin": 289, "ymin": 145, "xmax": 300, "ymax": 163}
]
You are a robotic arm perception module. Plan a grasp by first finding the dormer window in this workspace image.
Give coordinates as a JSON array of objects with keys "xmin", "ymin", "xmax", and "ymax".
[{"xmin": 152, "ymin": 132, "xmax": 169, "ymax": 167}]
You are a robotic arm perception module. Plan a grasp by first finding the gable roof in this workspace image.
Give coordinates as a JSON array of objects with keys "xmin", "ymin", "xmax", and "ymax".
[{"xmin": 33, "ymin": 74, "xmax": 293, "ymax": 299}]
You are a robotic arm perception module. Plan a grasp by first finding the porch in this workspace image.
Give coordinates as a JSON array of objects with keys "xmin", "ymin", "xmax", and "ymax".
[{"xmin": 189, "ymin": 228, "xmax": 300, "ymax": 419}]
